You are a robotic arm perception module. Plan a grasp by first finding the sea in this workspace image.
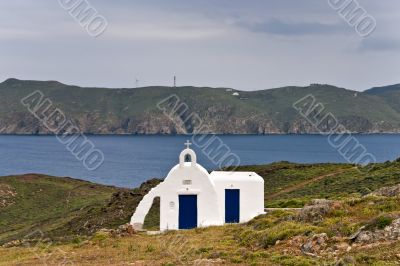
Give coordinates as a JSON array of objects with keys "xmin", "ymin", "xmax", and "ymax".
[{"xmin": 0, "ymin": 134, "xmax": 399, "ymax": 188}]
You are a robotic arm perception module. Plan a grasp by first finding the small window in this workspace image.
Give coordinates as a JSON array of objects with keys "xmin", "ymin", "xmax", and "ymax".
[
  {"xmin": 183, "ymin": 180, "xmax": 192, "ymax": 185},
  {"xmin": 184, "ymin": 154, "xmax": 192, "ymax": 162}
]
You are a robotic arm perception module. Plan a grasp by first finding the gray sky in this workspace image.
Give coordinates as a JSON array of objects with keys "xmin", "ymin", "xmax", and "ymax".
[{"xmin": 0, "ymin": 0, "xmax": 399, "ymax": 91}]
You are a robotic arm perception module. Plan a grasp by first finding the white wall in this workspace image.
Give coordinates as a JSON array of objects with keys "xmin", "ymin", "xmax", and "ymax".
[
  {"xmin": 211, "ymin": 173, "xmax": 265, "ymax": 223},
  {"xmin": 157, "ymin": 162, "xmax": 222, "ymax": 230}
]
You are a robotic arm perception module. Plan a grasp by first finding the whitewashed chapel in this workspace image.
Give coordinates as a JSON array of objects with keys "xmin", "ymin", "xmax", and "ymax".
[{"xmin": 130, "ymin": 141, "xmax": 264, "ymax": 231}]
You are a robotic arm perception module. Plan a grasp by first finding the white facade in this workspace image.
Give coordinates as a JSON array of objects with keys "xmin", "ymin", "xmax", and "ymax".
[
  {"xmin": 210, "ymin": 171, "xmax": 265, "ymax": 223},
  {"xmin": 130, "ymin": 143, "xmax": 265, "ymax": 231}
]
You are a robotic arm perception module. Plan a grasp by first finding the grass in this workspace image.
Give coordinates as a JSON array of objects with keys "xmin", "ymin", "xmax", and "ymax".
[
  {"xmin": 0, "ymin": 174, "xmax": 161, "ymax": 244},
  {"xmin": 1, "ymin": 160, "xmax": 400, "ymax": 264},
  {"xmin": 234, "ymin": 161, "xmax": 400, "ymax": 207},
  {"xmin": 0, "ymin": 174, "xmax": 117, "ymax": 243},
  {"xmin": 2, "ymin": 194, "xmax": 400, "ymax": 265}
]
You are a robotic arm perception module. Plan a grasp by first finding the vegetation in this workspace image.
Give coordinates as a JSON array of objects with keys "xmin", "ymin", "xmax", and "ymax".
[
  {"xmin": 235, "ymin": 161, "xmax": 400, "ymax": 208},
  {"xmin": 2, "ymin": 195, "xmax": 400, "ymax": 265},
  {"xmin": 2, "ymin": 78, "xmax": 400, "ymax": 134},
  {"xmin": 1, "ymin": 159, "xmax": 400, "ymax": 264},
  {"xmin": 0, "ymin": 174, "xmax": 160, "ymax": 244},
  {"xmin": 365, "ymin": 84, "xmax": 400, "ymax": 112}
]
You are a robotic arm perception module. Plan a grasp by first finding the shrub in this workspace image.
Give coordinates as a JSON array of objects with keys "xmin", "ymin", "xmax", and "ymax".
[
  {"xmin": 262, "ymin": 223, "xmax": 316, "ymax": 247},
  {"xmin": 72, "ymin": 236, "xmax": 83, "ymax": 245},
  {"xmin": 91, "ymin": 231, "xmax": 108, "ymax": 242},
  {"xmin": 375, "ymin": 216, "xmax": 393, "ymax": 229},
  {"xmin": 357, "ymin": 187, "xmax": 371, "ymax": 195},
  {"xmin": 236, "ymin": 218, "xmax": 322, "ymax": 248},
  {"xmin": 366, "ymin": 215, "xmax": 394, "ymax": 230}
]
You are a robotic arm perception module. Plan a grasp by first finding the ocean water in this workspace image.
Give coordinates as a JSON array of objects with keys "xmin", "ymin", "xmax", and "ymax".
[{"xmin": 0, "ymin": 134, "xmax": 399, "ymax": 188}]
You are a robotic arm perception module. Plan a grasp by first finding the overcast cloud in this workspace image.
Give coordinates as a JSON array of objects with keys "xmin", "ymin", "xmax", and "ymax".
[{"xmin": 0, "ymin": 0, "xmax": 399, "ymax": 91}]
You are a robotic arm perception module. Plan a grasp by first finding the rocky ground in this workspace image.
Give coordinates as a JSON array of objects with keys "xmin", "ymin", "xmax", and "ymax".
[
  {"xmin": 2, "ymin": 184, "xmax": 400, "ymax": 265},
  {"xmin": 0, "ymin": 184, "xmax": 16, "ymax": 209},
  {"xmin": 1, "ymin": 161, "xmax": 400, "ymax": 265}
]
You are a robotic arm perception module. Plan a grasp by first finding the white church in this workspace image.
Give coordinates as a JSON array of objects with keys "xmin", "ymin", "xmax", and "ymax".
[{"xmin": 130, "ymin": 141, "xmax": 265, "ymax": 231}]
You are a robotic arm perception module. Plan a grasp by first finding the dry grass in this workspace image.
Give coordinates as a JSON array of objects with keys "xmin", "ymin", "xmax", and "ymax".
[
  {"xmin": 2, "ymin": 161, "xmax": 400, "ymax": 265},
  {"xmin": 2, "ymin": 195, "xmax": 400, "ymax": 265}
]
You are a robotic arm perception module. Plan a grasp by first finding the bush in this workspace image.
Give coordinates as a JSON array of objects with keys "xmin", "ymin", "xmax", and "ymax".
[
  {"xmin": 91, "ymin": 231, "xmax": 109, "ymax": 242},
  {"xmin": 375, "ymin": 216, "xmax": 393, "ymax": 229},
  {"xmin": 262, "ymin": 222, "xmax": 317, "ymax": 247},
  {"xmin": 366, "ymin": 215, "xmax": 394, "ymax": 230},
  {"xmin": 357, "ymin": 187, "xmax": 371, "ymax": 195},
  {"xmin": 236, "ymin": 222, "xmax": 320, "ymax": 248}
]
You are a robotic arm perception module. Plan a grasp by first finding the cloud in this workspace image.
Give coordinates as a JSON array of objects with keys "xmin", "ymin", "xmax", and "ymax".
[
  {"xmin": 0, "ymin": 1, "xmax": 399, "ymax": 91},
  {"xmin": 0, "ymin": 28, "xmax": 41, "ymax": 40},
  {"xmin": 358, "ymin": 37, "xmax": 400, "ymax": 52},
  {"xmin": 239, "ymin": 18, "xmax": 349, "ymax": 36},
  {"xmin": 108, "ymin": 25, "xmax": 227, "ymax": 41}
]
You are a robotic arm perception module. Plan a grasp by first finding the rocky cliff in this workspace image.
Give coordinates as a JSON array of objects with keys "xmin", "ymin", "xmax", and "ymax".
[{"xmin": 1, "ymin": 79, "xmax": 400, "ymax": 134}]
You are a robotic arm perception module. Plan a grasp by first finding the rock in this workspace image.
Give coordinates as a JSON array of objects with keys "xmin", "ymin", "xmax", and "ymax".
[
  {"xmin": 316, "ymin": 234, "xmax": 327, "ymax": 245},
  {"xmin": 287, "ymin": 235, "xmax": 304, "ymax": 248},
  {"xmin": 2, "ymin": 239, "xmax": 21, "ymax": 248},
  {"xmin": 193, "ymin": 258, "xmax": 224, "ymax": 264},
  {"xmin": 383, "ymin": 218, "xmax": 400, "ymax": 240},
  {"xmin": 118, "ymin": 223, "xmax": 136, "ymax": 235},
  {"xmin": 0, "ymin": 184, "xmax": 17, "ymax": 209},
  {"xmin": 349, "ymin": 225, "xmax": 366, "ymax": 240},
  {"xmin": 98, "ymin": 228, "xmax": 115, "ymax": 235},
  {"xmin": 355, "ymin": 218, "xmax": 400, "ymax": 243},
  {"xmin": 301, "ymin": 241, "xmax": 314, "ymax": 253},
  {"xmin": 301, "ymin": 233, "xmax": 328, "ymax": 255},
  {"xmin": 355, "ymin": 231, "xmax": 376, "ymax": 243},
  {"xmin": 298, "ymin": 199, "xmax": 338, "ymax": 223},
  {"xmin": 334, "ymin": 242, "xmax": 350, "ymax": 251},
  {"xmin": 368, "ymin": 184, "xmax": 400, "ymax": 197}
]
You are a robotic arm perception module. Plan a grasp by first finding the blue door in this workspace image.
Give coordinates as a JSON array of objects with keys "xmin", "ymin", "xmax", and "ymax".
[
  {"xmin": 179, "ymin": 195, "xmax": 197, "ymax": 229},
  {"xmin": 225, "ymin": 189, "xmax": 240, "ymax": 223}
]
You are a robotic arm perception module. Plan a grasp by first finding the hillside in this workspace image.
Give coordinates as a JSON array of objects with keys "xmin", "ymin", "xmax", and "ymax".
[
  {"xmin": 2, "ymin": 79, "xmax": 400, "ymax": 134},
  {"xmin": 365, "ymin": 84, "xmax": 400, "ymax": 113},
  {"xmin": 1, "ymin": 161, "xmax": 400, "ymax": 264},
  {"xmin": 0, "ymin": 174, "xmax": 161, "ymax": 245}
]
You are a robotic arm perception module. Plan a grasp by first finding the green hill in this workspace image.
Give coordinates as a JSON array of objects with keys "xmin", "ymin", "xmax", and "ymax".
[
  {"xmin": 1, "ymin": 160, "xmax": 400, "ymax": 244},
  {"xmin": 1, "ymin": 161, "xmax": 400, "ymax": 265},
  {"xmin": 0, "ymin": 174, "xmax": 161, "ymax": 244},
  {"xmin": 1, "ymin": 78, "xmax": 400, "ymax": 134},
  {"xmin": 365, "ymin": 84, "xmax": 400, "ymax": 113}
]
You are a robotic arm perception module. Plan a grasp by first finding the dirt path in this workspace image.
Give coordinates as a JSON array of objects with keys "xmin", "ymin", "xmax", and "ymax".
[{"xmin": 265, "ymin": 168, "xmax": 353, "ymax": 200}]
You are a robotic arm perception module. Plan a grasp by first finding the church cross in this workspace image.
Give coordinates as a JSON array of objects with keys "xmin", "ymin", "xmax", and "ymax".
[{"xmin": 185, "ymin": 140, "xmax": 192, "ymax": 149}]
